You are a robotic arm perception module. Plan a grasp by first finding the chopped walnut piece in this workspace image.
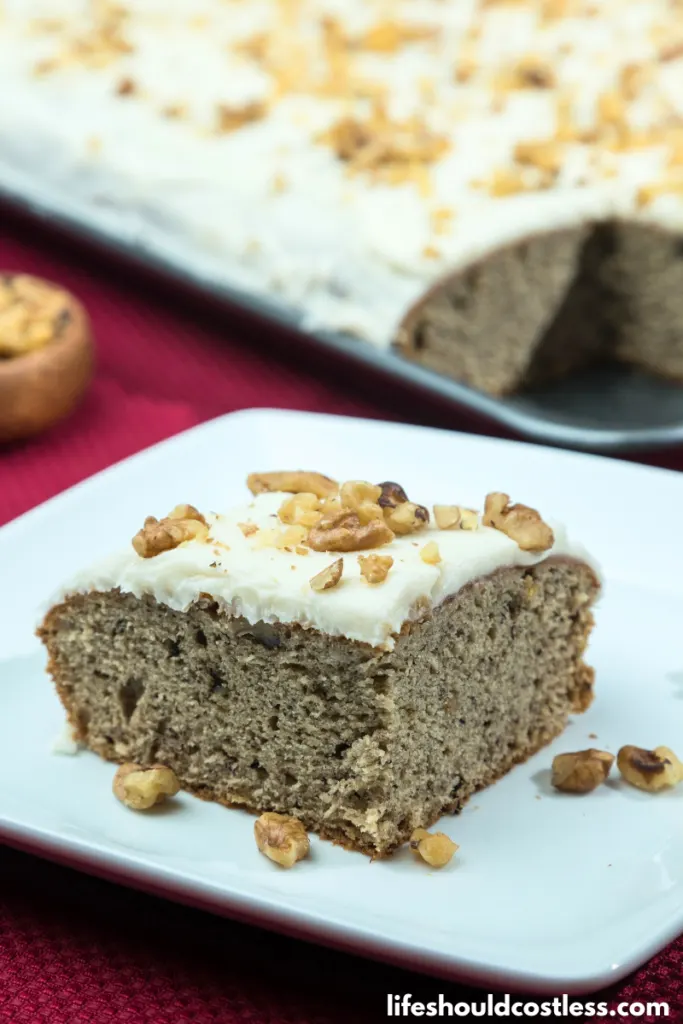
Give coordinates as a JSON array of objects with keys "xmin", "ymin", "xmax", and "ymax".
[
  {"xmin": 659, "ymin": 41, "xmax": 683, "ymax": 63},
  {"xmin": 410, "ymin": 828, "xmax": 458, "ymax": 868},
  {"xmin": 132, "ymin": 513, "xmax": 209, "ymax": 558},
  {"xmin": 434, "ymin": 505, "xmax": 477, "ymax": 530},
  {"xmin": 617, "ymin": 745, "xmax": 683, "ymax": 792},
  {"xmin": 216, "ymin": 100, "xmax": 267, "ymax": 134},
  {"xmin": 115, "ymin": 75, "xmax": 136, "ymax": 96},
  {"xmin": 321, "ymin": 104, "xmax": 449, "ymax": 184},
  {"xmin": 340, "ymin": 481, "xmax": 384, "ymax": 524},
  {"xmin": 247, "ymin": 471, "xmax": 339, "ymax": 499},
  {"xmin": 384, "ymin": 501, "xmax": 430, "ymax": 536},
  {"xmin": 167, "ymin": 504, "xmax": 206, "ymax": 524},
  {"xmin": 420, "ymin": 541, "xmax": 441, "ymax": 565},
  {"xmin": 377, "ymin": 481, "xmax": 409, "ymax": 510},
  {"xmin": 551, "ymin": 749, "xmax": 614, "ymax": 793},
  {"xmin": 254, "ymin": 812, "xmax": 310, "ymax": 868},
  {"xmin": 358, "ymin": 554, "xmax": 393, "ymax": 584},
  {"xmin": 310, "ymin": 558, "xmax": 344, "ymax": 591},
  {"xmin": 278, "ymin": 492, "xmax": 322, "ymax": 527},
  {"xmin": 307, "ymin": 509, "xmax": 394, "ymax": 552},
  {"xmin": 161, "ymin": 102, "xmax": 187, "ymax": 120},
  {"xmin": 0, "ymin": 274, "xmax": 70, "ymax": 358},
  {"xmin": 355, "ymin": 20, "xmax": 437, "ymax": 54},
  {"xmin": 503, "ymin": 56, "xmax": 556, "ymax": 89},
  {"xmin": 513, "ymin": 139, "xmax": 563, "ymax": 175},
  {"xmin": 238, "ymin": 522, "xmax": 259, "ymax": 537},
  {"xmin": 113, "ymin": 763, "xmax": 180, "ymax": 811},
  {"xmin": 483, "ymin": 492, "xmax": 554, "ymax": 553},
  {"xmin": 275, "ymin": 525, "xmax": 308, "ymax": 549}
]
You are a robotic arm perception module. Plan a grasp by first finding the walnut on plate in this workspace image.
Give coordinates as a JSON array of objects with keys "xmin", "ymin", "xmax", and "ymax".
[
  {"xmin": 617, "ymin": 745, "xmax": 683, "ymax": 792},
  {"xmin": 409, "ymin": 827, "xmax": 458, "ymax": 868},
  {"xmin": 483, "ymin": 492, "xmax": 554, "ymax": 553},
  {"xmin": 254, "ymin": 812, "xmax": 310, "ymax": 868},
  {"xmin": 551, "ymin": 749, "xmax": 614, "ymax": 793},
  {"xmin": 113, "ymin": 763, "xmax": 180, "ymax": 810},
  {"xmin": 247, "ymin": 471, "xmax": 338, "ymax": 499}
]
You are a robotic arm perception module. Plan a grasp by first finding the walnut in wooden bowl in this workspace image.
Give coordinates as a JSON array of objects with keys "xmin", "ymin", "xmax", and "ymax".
[{"xmin": 0, "ymin": 273, "xmax": 94, "ymax": 443}]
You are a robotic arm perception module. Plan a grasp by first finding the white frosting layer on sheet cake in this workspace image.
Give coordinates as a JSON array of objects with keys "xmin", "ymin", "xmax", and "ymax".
[{"xmin": 53, "ymin": 491, "xmax": 599, "ymax": 649}]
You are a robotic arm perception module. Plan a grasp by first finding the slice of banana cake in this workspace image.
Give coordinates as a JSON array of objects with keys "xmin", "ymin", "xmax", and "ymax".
[{"xmin": 39, "ymin": 472, "xmax": 600, "ymax": 854}]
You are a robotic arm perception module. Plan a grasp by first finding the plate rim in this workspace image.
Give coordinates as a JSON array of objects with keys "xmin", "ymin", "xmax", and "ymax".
[{"xmin": 2, "ymin": 406, "xmax": 683, "ymax": 995}]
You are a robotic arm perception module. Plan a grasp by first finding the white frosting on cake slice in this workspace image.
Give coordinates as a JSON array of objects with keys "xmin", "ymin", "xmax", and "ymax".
[{"xmin": 54, "ymin": 491, "xmax": 600, "ymax": 649}]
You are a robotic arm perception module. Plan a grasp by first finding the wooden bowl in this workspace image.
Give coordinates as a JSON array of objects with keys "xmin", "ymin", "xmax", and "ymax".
[{"xmin": 0, "ymin": 274, "xmax": 94, "ymax": 443}]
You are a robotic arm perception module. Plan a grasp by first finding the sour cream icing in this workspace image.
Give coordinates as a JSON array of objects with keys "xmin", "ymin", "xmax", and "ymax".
[{"xmin": 55, "ymin": 492, "xmax": 600, "ymax": 649}]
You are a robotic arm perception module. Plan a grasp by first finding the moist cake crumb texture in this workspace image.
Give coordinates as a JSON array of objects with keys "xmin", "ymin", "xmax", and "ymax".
[{"xmin": 39, "ymin": 472, "xmax": 601, "ymax": 853}]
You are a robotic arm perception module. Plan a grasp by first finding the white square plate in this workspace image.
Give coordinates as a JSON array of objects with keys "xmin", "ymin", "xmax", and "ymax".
[{"xmin": 2, "ymin": 409, "xmax": 683, "ymax": 994}]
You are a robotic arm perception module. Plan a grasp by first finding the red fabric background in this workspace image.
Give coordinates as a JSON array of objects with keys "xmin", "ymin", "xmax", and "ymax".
[{"xmin": 1, "ymin": 205, "xmax": 682, "ymax": 1023}]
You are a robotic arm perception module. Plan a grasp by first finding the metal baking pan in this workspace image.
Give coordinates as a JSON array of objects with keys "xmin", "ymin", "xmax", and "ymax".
[{"xmin": 2, "ymin": 172, "xmax": 683, "ymax": 454}]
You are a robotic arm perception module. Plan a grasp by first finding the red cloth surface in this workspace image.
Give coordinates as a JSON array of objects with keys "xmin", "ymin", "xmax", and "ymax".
[{"xmin": 1, "ymin": 206, "xmax": 682, "ymax": 1023}]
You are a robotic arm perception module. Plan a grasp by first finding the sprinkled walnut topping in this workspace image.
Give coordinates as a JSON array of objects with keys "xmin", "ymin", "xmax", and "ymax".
[
  {"xmin": 433, "ymin": 505, "xmax": 478, "ymax": 530},
  {"xmin": 132, "ymin": 509, "xmax": 209, "ymax": 558},
  {"xmin": 0, "ymin": 275, "xmax": 70, "ymax": 358},
  {"xmin": 247, "ymin": 471, "xmax": 339, "ymax": 499},
  {"xmin": 358, "ymin": 553, "xmax": 393, "ymax": 584},
  {"xmin": 215, "ymin": 101, "xmax": 267, "ymax": 134},
  {"xmin": 420, "ymin": 541, "xmax": 441, "ymax": 565},
  {"xmin": 551, "ymin": 749, "xmax": 614, "ymax": 793},
  {"xmin": 340, "ymin": 481, "xmax": 384, "ymax": 524},
  {"xmin": 513, "ymin": 139, "xmax": 564, "ymax": 176},
  {"xmin": 410, "ymin": 828, "xmax": 458, "ymax": 868},
  {"xmin": 483, "ymin": 492, "xmax": 554, "ymax": 553},
  {"xmin": 238, "ymin": 522, "xmax": 259, "ymax": 537},
  {"xmin": 354, "ymin": 20, "xmax": 438, "ymax": 55},
  {"xmin": 617, "ymin": 745, "xmax": 683, "ymax": 792},
  {"xmin": 168, "ymin": 504, "xmax": 206, "ymax": 524},
  {"xmin": 310, "ymin": 558, "xmax": 344, "ymax": 591},
  {"xmin": 275, "ymin": 525, "xmax": 308, "ymax": 550},
  {"xmin": 278, "ymin": 493, "xmax": 322, "ymax": 528},
  {"xmin": 32, "ymin": 3, "xmax": 133, "ymax": 75},
  {"xmin": 377, "ymin": 481, "xmax": 409, "ymax": 510},
  {"xmin": 509, "ymin": 56, "xmax": 556, "ymax": 89},
  {"xmin": 307, "ymin": 508, "xmax": 394, "ymax": 552},
  {"xmin": 115, "ymin": 75, "xmax": 136, "ymax": 96},
  {"xmin": 384, "ymin": 501, "xmax": 430, "ymax": 536},
  {"xmin": 254, "ymin": 812, "xmax": 310, "ymax": 868},
  {"xmin": 321, "ymin": 102, "xmax": 449, "ymax": 184}
]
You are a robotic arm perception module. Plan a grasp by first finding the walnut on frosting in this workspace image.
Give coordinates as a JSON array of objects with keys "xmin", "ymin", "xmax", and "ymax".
[
  {"xmin": 433, "ymin": 505, "xmax": 479, "ymax": 531},
  {"xmin": 132, "ymin": 505, "xmax": 209, "ymax": 558},
  {"xmin": 307, "ymin": 508, "xmax": 394, "ymax": 552},
  {"xmin": 340, "ymin": 481, "xmax": 384, "ymax": 524},
  {"xmin": 358, "ymin": 553, "xmax": 393, "ymax": 584},
  {"xmin": 310, "ymin": 558, "xmax": 344, "ymax": 591},
  {"xmin": 483, "ymin": 492, "xmax": 554, "ymax": 552},
  {"xmin": 247, "ymin": 471, "xmax": 338, "ymax": 499},
  {"xmin": 278, "ymin": 492, "xmax": 322, "ymax": 527},
  {"xmin": 376, "ymin": 480, "xmax": 429, "ymax": 536}
]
